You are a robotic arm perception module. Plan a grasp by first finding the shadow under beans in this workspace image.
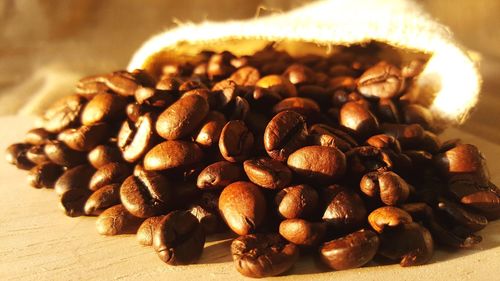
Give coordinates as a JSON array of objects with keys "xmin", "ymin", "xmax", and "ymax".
[{"xmin": 198, "ymin": 235, "xmax": 234, "ymax": 264}]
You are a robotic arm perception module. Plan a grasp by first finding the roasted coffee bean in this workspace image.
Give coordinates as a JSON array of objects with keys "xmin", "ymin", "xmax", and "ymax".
[
  {"xmin": 134, "ymin": 86, "xmax": 175, "ymax": 108},
  {"xmin": 229, "ymin": 66, "xmax": 260, "ymax": 86},
  {"xmin": 435, "ymin": 197, "xmax": 488, "ymax": 232},
  {"xmin": 89, "ymin": 162, "xmax": 131, "ymax": 191},
  {"xmin": 42, "ymin": 94, "xmax": 86, "ymax": 133},
  {"xmin": 279, "ymin": 219, "xmax": 326, "ymax": 246},
  {"xmin": 179, "ymin": 79, "xmax": 208, "ymax": 92},
  {"xmin": 219, "ymin": 181, "xmax": 266, "ymax": 235},
  {"xmin": 275, "ymin": 184, "xmax": 319, "ymax": 219},
  {"xmin": 345, "ymin": 146, "xmax": 390, "ymax": 177},
  {"xmin": 224, "ymin": 96, "xmax": 250, "ymax": 120},
  {"xmin": 207, "ymin": 52, "xmax": 236, "ymax": 80},
  {"xmin": 144, "ymin": 140, "xmax": 203, "ymax": 171},
  {"xmin": 155, "ymin": 93, "xmax": 209, "ymax": 140},
  {"xmin": 137, "ymin": 215, "xmax": 165, "ymax": 246},
  {"xmin": 5, "ymin": 143, "xmax": 34, "ymax": 170},
  {"xmin": 339, "ymin": 101, "xmax": 379, "ymax": 140},
  {"xmin": 256, "ymin": 75, "xmax": 298, "ymax": 98},
  {"xmin": 153, "ymin": 211, "xmax": 206, "ymax": 265},
  {"xmin": 27, "ymin": 163, "xmax": 64, "ymax": 189},
  {"xmin": 366, "ymin": 134, "xmax": 401, "ymax": 152},
  {"xmin": 25, "ymin": 145, "xmax": 50, "ymax": 165},
  {"xmin": 264, "ymin": 111, "xmax": 308, "ymax": 162},
  {"xmin": 211, "ymin": 79, "xmax": 237, "ymax": 109},
  {"xmin": 88, "ymin": 144, "xmax": 123, "ymax": 168},
  {"xmin": 272, "ymin": 97, "xmax": 320, "ymax": 119},
  {"xmin": 297, "ymin": 85, "xmax": 331, "ymax": 106},
  {"xmin": 322, "ymin": 184, "xmax": 366, "ymax": 232},
  {"xmin": 380, "ymin": 123, "xmax": 425, "ymax": 149},
  {"xmin": 434, "ymin": 144, "xmax": 488, "ymax": 182},
  {"xmin": 81, "ymin": 92, "xmax": 127, "ymax": 126},
  {"xmin": 243, "ymin": 157, "xmax": 292, "ymax": 190},
  {"xmin": 54, "ymin": 164, "xmax": 95, "ymax": 196},
  {"xmin": 403, "ymin": 104, "xmax": 434, "ymax": 130},
  {"xmin": 60, "ymin": 188, "xmax": 92, "ymax": 217},
  {"xmin": 309, "ymin": 123, "xmax": 358, "ymax": 152},
  {"xmin": 360, "ymin": 170, "xmax": 411, "ymax": 205},
  {"xmin": 96, "ymin": 204, "xmax": 143, "ymax": 236},
  {"xmin": 194, "ymin": 111, "xmax": 226, "ymax": 148},
  {"xmin": 84, "ymin": 183, "xmax": 121, "ymax": 216},
  {"xmin": 378, "ymin": 222, "xmax": 434, "ymax": 267},
  {"xmin": 287, "ymin": 146, "xmax": 346, "ymax": 183},
  {"xmin": 188, "ymin": 204, "xmax": 220, "ymax": 234},
  {"xmin": 427, "ymin": 218, "xmax": 482, "ymax": 249},
  {"xmin": 320, "ymin": 229, "xmax": 379, "ymax": 270},
  {"xmin": 368, "ymin": 206, "xmax": 413, "ymax": 233},
  {"xmin": 231, "ymin": 233, "xmax": 299, "ymax": 278},
  {"xmin": 120, "ymin": 166, "xmax": 172, "ymax": 218},
  {"xmin": 196, "ymin": 161, "xmax": 243, "ymax": 189},
  {"xmin": 75, "ymin": 80, "xmax": 109, "ymax": 97},
  {"xmin": 58, "ymin": 123, "xmax": 108, "ymax": 151},
  {"xmin": 357, "ymin": 61, "xmax": 403, "ymax": 99},
  {"xmin": 99, "ymin": 71, "xmax": 141, "ymax": 96},
  {"xmin": 219, "ymin": 120, "xmax": 254, "ymax": 162},
  {"xmin": 118, "ymin": 113, "xmax": 158, "ymax": 163},
  {"xmin": 25, "ymin": 128, "xmax": 54, "ymax": 145},
  {"xmin": 44, "ymin": 140, "xmax": 87, "ymax": 167},
  {"xmin": 283, "ymin": 63, "xmax": 315, "ymax": 85},
  {"xmin": 377, "ymin": 98, "xmax": 401, "ymax": 123},
  {"xmin": 126, "ymin": 103, "xmax": 147, "ymax": 122}
]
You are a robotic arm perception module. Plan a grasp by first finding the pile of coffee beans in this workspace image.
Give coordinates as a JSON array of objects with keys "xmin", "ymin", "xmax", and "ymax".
[{"xmin": 5, "ymin": 44, "xmax": 499, "ymax": 278}]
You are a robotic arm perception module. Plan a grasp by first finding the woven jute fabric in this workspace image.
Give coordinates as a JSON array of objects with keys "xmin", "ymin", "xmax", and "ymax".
[{"xmin": 128, "ymin": 0, "xmax": 481, "ymax": 130}]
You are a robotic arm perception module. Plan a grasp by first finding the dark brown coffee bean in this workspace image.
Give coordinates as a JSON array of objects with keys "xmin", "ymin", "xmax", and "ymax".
[
  {"xmin": 309, "ymin": 123, "xmax": 358, "ymax": 152},
  {"xmin": 196, "ymin": 161, "xmax": 243, "ymax": 189},
  {"xmin": 25, "ymin": 128, "xmax": 54, "ymax": 145},
  {"xmin": 229, "ymin": 66, "xmax": 260, "ymax": 86},
  {"xmin": 155, "ymin": 94, "xmax": 209, "ymax": 140},
  {"xmin": 264, "ymin": 111, "xmax": 308, "ymax": 162},
  {"xmin": 42, "ymin": 94, "xmax": 86, "ymax": 133},
  {"xmin": 84, "ymin": 183, "xmax": 121, "ymax": 216},
  {"xmin": 5, "ymin": 143, "xmax": 35, "ymax": 170},
  {"xmin": 283, "ymin": 63, "xmax": 315, "ymax": 85},
  {"xmin": 188, "ymin": 204, "xmax": 220, "ymax": 234},
  {"xmin": 436, "ymin": 197, "xmax": 488, "ymax": 232},
  {"xmin": 89, "ymin": 162, "xmax": 131, "ymax": 191},
  {"xmin": 287, "ymin": 146, "xmax": 346, "ymax": 183},
  {"xmin": 156, "ymin": 76, "xmax": 182, "ymax": 91},
  {"xmin": 366, "ymin": 134, "xmax": 402, "ymax": 153},
  {"xmin": 219, "ymin": 120, "xmax": 254, "ymax": 163},
  {"xmin": 118, "ymin": 112, "xmax": 158, "ymax": 163},
  {"xmin": 60, "ymin": 188, "xmax": 92, "ymax": 217},
  {"xmin": 243, "ymin": 157, "xmax": 292, "ymax": 189},
  {"xmin": 377, "ymin": 98, "xmax": 401, "ymax": 123},
  {"xmin": 137, "ymin": 215, "xmax": 165, "ymax": 246},
  {"xmin": 81, "ymin": 92, "xmax": 127, "ymax": 126},
  {"xmin": 25, "ymin": 145, "xmax": 50, "ymax": 165},
  {"xmin": 378, "ymin": 222, "xmax": 434, "ymax": 267},
  {"xmin": 339, "ymin": 101, "xmax": 379, "ymax": 140},
  {"xmin": 256, "ymin": 75, "xmax": 298, "ymax": 98},
  {"xmin": 279, "ymin": 219, "xmax": 326, "ymax": 246},
  {"xmin": 207, "ymin": 52, "xmax": 236, "ymax": 80},
  {"xmin": 434, "ymin": 144, "xmax": 488, "ymax": 182},
  {"xmin": 219, "ymin": 181, "xmax": 266, "ymax": 235},
  {"xmin": 75, "ymin": 80, "xmax": 109, "ymax": 97},
  {"xmin": 101, "ymin": 71, "xmax": 141, "ymax": 96},
  {"xmin": 224, "ymin": 96, "xmax": 250, "ymax": 121},
  {"xmin": 96, "ymin": 204, "xmax": 143, "ymax": 236},
  {"xmin": 44, "ymin": 140, "xmax": 87, "ymax": 167},
  {"xmin": 58, "ymin": 123, "xmax": 108, "ymax": 151},
  {"xmin": 125, "ymin": 103, "xmax": 147, "ymax": 123},
  {"xmin": 272, "ymin": 97, "xmax": 320, "ymax": 119},
  {"xmin": 368, "ymin": 206, "xmax": 413, "ymax": 233},
  {"xmin": 322, "ymin": 184, "xmax": 366, "ymax": 231},
  {"xmin": 134, "ymin": 86, "xmax": 175, "ymax": 108},
  {"xmin": 329, "ymin": 76, "xmax": 357, "ymax": 92},
  {"xmin": 153, "ymin": 210, "xmax": 206, "ymax": 265},
  {"xmin": 357, "ymin": 61, "xmax": 403, "ymax": 99},
  {"xmin": 231, "ymin": 233, "xmax": 299, "ymax": 278},
  {"xmin": 360, "ymin": 170, "xmax": 411, "ymax": 205},
  {"xmin": 275, "ymin": 184, "xmax": 319, "ymax": 219},
  {"xmin": 54, "ymin": 164, "xmax": 95, "ymax": 196},
  {"xmin": 194, "ymin": 111, "xmax": 226, "ymax": 148},
  {"xmin": 88, "ymin": 144, "xmax": 123, "ymax": 168},
  {"xmin": 120, "ymin": 166, "xmax": 172, "ymax": 218},
  {"xmin": 211, "ymin": 79, "xmax": 237, "ymax": 109},
  {"xmin": 143, "ymin": 140, "xmax": 203, "ymax": 171},
  {"xmin": 161, "ymin": 63, "xmax": 193, "ymax": 78},
  {"xmin": 320, "ymin": 229, "xmax": 379, "ymax": 270},
  {"xmin": 27, "ymin": 163, "xmax": 64, "ymax": 189},
  {"xmin": 403, "ymin": 104, "xmax": 434, "ymax": 130},
  {"xmin": 380, "ymin": 123, "xmax": 425, "ymax": 149}
]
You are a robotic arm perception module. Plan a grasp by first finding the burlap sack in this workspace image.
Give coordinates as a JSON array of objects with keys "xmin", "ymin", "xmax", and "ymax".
[{"xmin": 128, "ymin": 0, "xmax": 481, "ymax": 131}]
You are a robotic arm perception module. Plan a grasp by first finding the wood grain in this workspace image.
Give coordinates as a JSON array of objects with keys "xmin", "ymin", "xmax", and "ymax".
[{"xmin": 0, "ymin": 116, "xmax": 498, "ymax": 281}]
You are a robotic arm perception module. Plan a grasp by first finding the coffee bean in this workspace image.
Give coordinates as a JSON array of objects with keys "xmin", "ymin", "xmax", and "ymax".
[
  {"xmin": 329, "ymin": 76, "xmax": 357, "ymax": 92},
  {"xmin": 96, "ymin": 204, "xmax": 143, "ymax": 236},
  {"xmin": 81, "ymin": 92, "xmax": 127, "ymax": 126},
  {"xmin": 297, "ymin": 85, "xmax": 331, "ymax": 106},
  {"xmin": 264, "ymin": 111, "xmax": 308, "ymax": 162},
  {"xmin": 219, "ymin": 120, "xmax": 254, "ymax": 163},
  {"xmin": 309, "ymin": 123, "xmax": 358, "ymax": 152},
  {"xmin": 25, "ymin": 128, "xmax": 54, "ymax": 145},
  {"xmin": 256, "ymin": 75, "xmax": 298, "ymax": 98},
  {"xmin": 435, "ymin": 197, "xmax": 488, "ymax": 232},
  {"xmin": 44, "ymin": 140, "xmax": 87, "ymax": 167},
  {"xmin": 136, "ymin": 215, "xmax": 165, "ymax": 246},
  {"xmin": 243, "ymin": 157, "xmax": 292, "ymax": 189},
  {"xmin": 360, "ymin": 170, "xmax": 411, "ymax": 205},
  {"xmin": 357, "ymin": 61, "xmax": 403, "ymax": 99},
  {"xmin": 377, "ymin": 98, "xmax": 401, "ymax": 123},
  {"xmin": 5, "ymin": 143, "xmax": 35, "ymax": 170},
  {"xmin": 99, "ymin": 71, "xmax": 141, "ymax": 96},
  {"xmin": 75, "ymin": 80, "xmax": 109, "ymax": 97},
  {"xmin": 219, "ymin": 181, "xmax": 266, "ymax": 235},
  {"xmin": 275, "ymin": 184, "xmax": 319, "ymax": 219},
  {"xmin": 120, "ymin": 166, "xmax": 172, "ymax": 218},
  {"xmin": 339, "ymin": 101, "xmax": 379, "ymax": 140},
  {"xmin": 54, "ymin": 164, "xmax": 95, "ymax": 196},
  {"xmin": 60, "ymin": 188, "xmax": 92, "ymax": 217},
  {"xmin": 380, "ymin": 123, "xmax": 425, "ymax": 149},
  {"xmin": 25, "ymin": 145, "xmax": 50, "ymax": 165},
  {"xmin": 42, "ymin": 94, "xmax": 86, "ymax": 133},
  {"xmin": 231, "ymin": 233, "xmax": 299, "ymax": 278},
  {"xmin": 287, "ymin": 146, "xmax": 346, "ymax": 183},
  {"xmin": 368, "ymin": 206, "xmax": 413, "ymax": 233},
  {"xmin": 224, "ymin": 96, "xmax": 250, "ymax": 120},
  {"xmin": 88, "ymin": 144, "xmax": 123, "ymax": 168},
  {"xmin": 283, "ymin": 63, "xmax": 315, "ymax": 85},
  {"xmin": 27, "ymin": 163, "xmax": 64, "ymax": 189},
  {"xmin": 366, "ymin": 134, "xmax": 402, "ymax": 152},
  {"xmin": 321, "ymin": 184, "xmax": 366, "ymax": 232},
  {"xmin": 434, "ymin": 144, "xmax": 488, "ymax": 183},
  {"xmin": 156, "ymin": 94, "xmax": 209, "ymax": 140},
  {"xmin": 272, "ymin": 97, "xmax": 320, "ymax": 120},
  {"xmin": 196, "ymin": 161, "xmax": 243, "ymax": 189},
  {"xmin": 126, "ymin": 103, "xmax": 147, "ymax": 122},
  {"xmin": 58, "ymin": 123, "xmax": 108, "ymax": 151},
  {"xmin": 194, "ymin": 111, "xmax": 226, "ymax": 148},
  {"xmin": 211, "ymin": 79, "xmax": 237, "ymax": 109},
  {"xmin": 89, "ymin": 162, "xmax": 131, "ymax": 191},
  {"xmin": 207, "ymin": 52, "xmax": 236, "ymax": 80},
  {"xmin": 143, "ymin": 140, "xmax": 203, "ymax": 171},
  {"xmin": 134, "ymin": 86, "xmax": 175, "ymax": 108},
  {"xmin": 279, "ymin": 219, "xmax": 326, "ymax": 246},
  {"xmin": 403, "ymin": 104, "xmax": 434, "ymax": 130},
  {"xmin": 118, "ymin": 112, "xmax": 158, "ymax": 163},
  {"xmin": 188, "ymin": 204, "xmax": 220, "ymax": 234},
  {"xmin": 229, "ymin": 66, "xmax": 260, "ymax": 86},
  {"xmin": 153, "ymin": 211, "xmax": 206, "ymax": 265},
  {"xmin": 320, "ymin": 229, "xmax": 379, "ymax": 270},
  {"xmin": 84, "ymin": 183, "xmax": 121, "ymax": 216}
]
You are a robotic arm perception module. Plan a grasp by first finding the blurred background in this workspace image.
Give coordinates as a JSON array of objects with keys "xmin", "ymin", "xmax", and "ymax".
[{"xmin": 0, "ymin": 0, "xmax": 499, "ymax": 141}]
